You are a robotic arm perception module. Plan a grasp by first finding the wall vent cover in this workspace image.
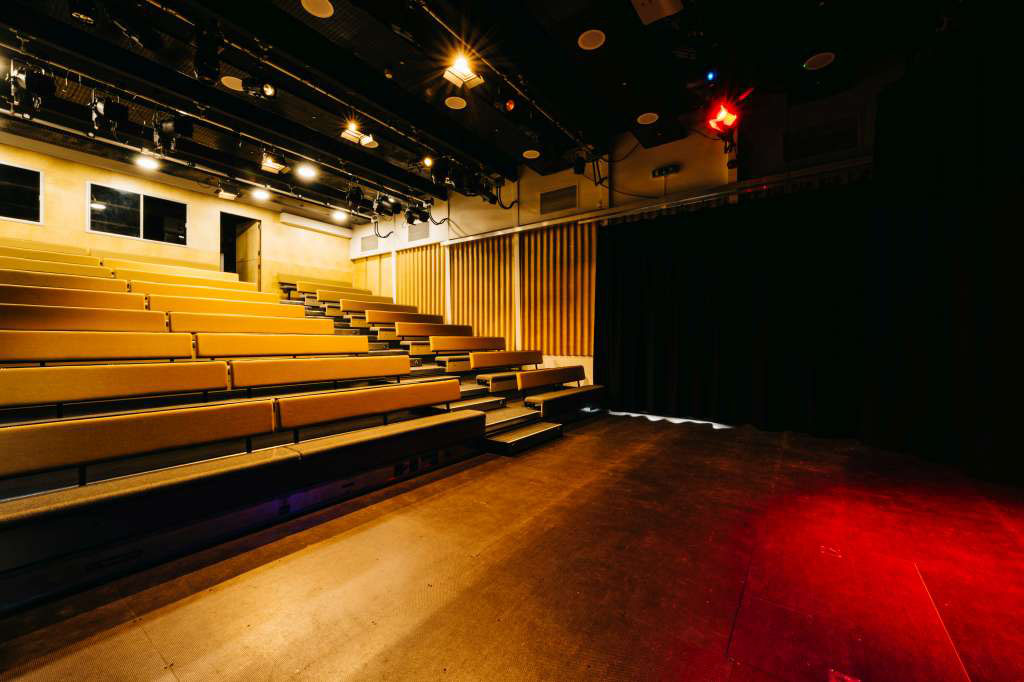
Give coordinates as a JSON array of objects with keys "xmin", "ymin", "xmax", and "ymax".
[
  {"xmin": 540, "ymin": 185, "xmax": 577, "ymax": 214},
  {"xmin": 361, "ymin": 235, "xmax": 378, "ymax": 251},
  {"xmin": 408, "ymin": 223, "xmax": 429, "ymax": 241}
]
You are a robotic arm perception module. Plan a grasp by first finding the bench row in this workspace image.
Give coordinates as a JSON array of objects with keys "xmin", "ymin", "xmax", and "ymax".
[
  {"xmin": 0, "ymin": 253, "xmax": 254, "ymax": 289},
  {"xmin": 0, "ymin": 242, "xmax": 229, "ymax": 278},
  {"xmin": 0, "ymin": 329, "xmax": 371, "ymax": 363}
]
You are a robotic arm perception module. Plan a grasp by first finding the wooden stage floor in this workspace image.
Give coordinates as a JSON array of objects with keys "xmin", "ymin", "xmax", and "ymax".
[{"xmin": 1, "ymin": 414, "xmax": 1021, "ymax": 681}]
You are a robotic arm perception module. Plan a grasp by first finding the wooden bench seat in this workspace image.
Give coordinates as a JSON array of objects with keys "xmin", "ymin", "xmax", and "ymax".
[
  {"xmin": 365, "ymin": 310, "xmax": 443, "ymax": 325},
  {"xmin": 429, "ymin": 336, "xmax": 505, "ymax": 352},
  {"xmin": 395, "ymin": 322, "xmax": 472, "ymax": 337},
  {"xmin": 0, "ymin": 330, "xmax": 193, "ymax": 363},
  {"xmin": 470, "ymin": 350, "xmax": 543, "ymax": 370},
  {"xmin": 168, "ymin": 312, "xmax": 334, "ymax": 334},
  {"xmin": 283, "ymin": 276, "xmax": 358, "ymax": 290},
  {"xmin": 0, "ymin": 400, "xmax": 275, "ymax": 479},
  {"xmin": 522, "ymin": 385, "xmax": 603, "ymax": 418},
  {"xmin": 516, "ymin": 365, "xmax": 586, "ymax": 390},
  {"xmin": 113, "ymin": 269, "xmax": 255, "ymax": 290},
  {"xmin": 475, "ymin": 372, "xmax": 518, "ymax": 393},
  {"xmin": 316, "ymin": 289, "xmax": 392, "ymax": 304},
  {"xmin": 129, "ymin": 280, "xmax": 279, "ymax": 303},
  {"xmin": 0, "ymin": 269, "xmax": 128, "ymax": 292},
  {"xmin": 0, "ymin": 303, "xmax": 167, "ymax": 332},
  {"xmin": 92, "ymin": 250, "xmax": 221, "ymax": 272},
  {"xmin": 100, "ymin": 258, "xmax": 239, "ymax": 282},
  {"xmin": 342, "ymin": 300, "xmax": 416, "ymax": 313},
  {"xmin": 229, "ymin": 355, "xmax": 410, "ymax": 388},
  {"xmin": 0, "ymin": 362, "xmax": 229, "ymax": 408},
  {"xmin": 0, "ymin": 255, "xmax": 113, "ymax": 279},
  {"xmin": 277, "ymin": 379, "xmax": 461, "ymax": 428},
  {"xmin": 194, "ymin": 332, "xmax": 369, "ymax": 358},
  {"xmin": 0, "ymin": 284, "xmax": 146, "ymax": 310},
  {"xmin": 0, "ymin": 246, "xmax": 102, "ymax": 267},
  {"xmin": 0, "ymin": 238, "xmax": 88, "ymax": 256},
  {"xmin": 147, "ymin": 294, "xmax": 304, "ymax": 317}
]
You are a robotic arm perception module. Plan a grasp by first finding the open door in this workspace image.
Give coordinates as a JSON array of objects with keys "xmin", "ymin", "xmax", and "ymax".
[{"xmin": 220, "ymin": 212, "xmax": 262, "ymax": 289}]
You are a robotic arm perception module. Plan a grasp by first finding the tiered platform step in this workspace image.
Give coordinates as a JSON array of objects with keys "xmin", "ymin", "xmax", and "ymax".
[
  {"xmin": 447, "ymin": 396, "xmax": 506, "ymax": 412},
  {"xmin": 484, "ymin": 405, "xmax": 542, "ymax": 435},
  {"xmin": 483, "ymin": 421, "xmax": 563, "ymax": 454}
]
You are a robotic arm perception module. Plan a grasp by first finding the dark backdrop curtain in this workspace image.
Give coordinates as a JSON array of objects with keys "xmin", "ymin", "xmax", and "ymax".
[{"xmin": 595, "ymin": 18, "xmax": 1006, "ymax": 475}]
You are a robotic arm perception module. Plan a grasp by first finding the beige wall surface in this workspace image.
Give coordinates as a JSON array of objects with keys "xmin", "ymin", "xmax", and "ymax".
[{"xmin": 0, "ymin": 142, "xmax": 351, "ymax": 290}]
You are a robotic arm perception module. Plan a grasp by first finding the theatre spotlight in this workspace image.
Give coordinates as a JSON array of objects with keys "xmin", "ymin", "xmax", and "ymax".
[
  {"xmin": 429, "ymin": 157, "xmax": 453, "ymax": 187},
  {"xmin": 444, "ymin": 54, "xmax": 484, "ymax": 89},
  {"xmin": 193, "ymin": 25, "xmax": 223, "ymax": 84},
  {"xmin": 9, "ymin": 67, "xmax": 55, "ymax": 116},
  {"xmin": 707, "ymin": 100, "xmax": 739, "ymax": 153},
  {"xmin": 404, "ymin": 204, "xmax": 431, "ymax": 224},
  {"xmin": 153, "ymin": 115, "xmax": 194, "ymax": 151},
  {"xmin": 90, "ymin": 98, "xmax": 129, "ymax": 134},
  {"xmin": 346, "ymin": 186, "xmax": 364, "ymax": 209},
  {"xmin": 243, "ymin": 76, "xmax": 276, "ymax": 99}
]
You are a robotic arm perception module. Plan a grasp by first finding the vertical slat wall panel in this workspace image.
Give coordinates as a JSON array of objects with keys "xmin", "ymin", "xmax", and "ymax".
[
  {"xmin": 450, "ymin": 234, "xmax": 516, "ymax": 346},
  {"xmin": 351, "ymin": 258, "xmax": 368, "ymax": 292},
  {"xmin": 396, "ymin": 243, "xmax": 445, "ymax": 317},
  {"xmin": 521, "ymin": 221, "xmax": 597, "ymax": 356},
  {"xmin": 351, "ymin": 254, "xmax": 391, "ymax": 296}
]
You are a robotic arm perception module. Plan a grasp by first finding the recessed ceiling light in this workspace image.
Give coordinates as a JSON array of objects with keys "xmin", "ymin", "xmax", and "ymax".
[
  {"xmin": 445, "ymin": 96, "xmax": 467, "ymax": 110},
  {"xmin": 301, "ymin": 0, "xmax": 334, "ymax": 19},
  {"xmin": 220, "ymin": 75, "xmax": 243, "ymax": 92},
  {"xmin": 577, "ymin": 29, "xmax": 606, "ymax": 51},
  {"xmin": 522, "ymin": 149, "xmax": 540, "ymax": 160},
  {"xmin": 251, "ymin": 188, "xmax": 271, "ymax": 201},
  {"xmin": 135, "ymin": 155, "xmax": 159, "ymax": 170},
  {"xmin": 803, "ymin": 52, "xmax": 836, "ymax": 71},
  {"xmin": 331, "ymin": 209, "xmax": 348, "ymax": 222},
  {"xmin": 295, "ymin": 162, "xmax": 318, "ymax": 180},
  {"xmin": 636, "ymin": 112, "xmax": 659, "ymax": 125}
]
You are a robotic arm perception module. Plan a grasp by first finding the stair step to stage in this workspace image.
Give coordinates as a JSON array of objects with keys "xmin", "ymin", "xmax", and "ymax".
[
  {"xmin": 445, "ymin": 396, "xmax": 506, "ymax": 412},
  {"xmin": 483, "ymin": 421, "xmax": 563, "ymax": 454},
  {"xmin": 484, "ymin": 405, "xmax": 542, "ymax": 434}
]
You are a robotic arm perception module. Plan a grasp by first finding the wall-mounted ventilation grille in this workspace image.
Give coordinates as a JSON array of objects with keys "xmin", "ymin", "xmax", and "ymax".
[
  {"xmin": 540, "ymin": 185, "xmax": 578, "ymax": 214},
  {"xmin": 361, "ymin": 235, "xmax": 378, "ymax": 251},
  {"xmin": 408, "ymin": 223, "xmax": 429, "ymax": 241}
]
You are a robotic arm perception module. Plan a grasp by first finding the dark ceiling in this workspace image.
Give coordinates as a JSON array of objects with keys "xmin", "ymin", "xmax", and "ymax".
[{"xmin": 1, "ymin": 0, "xmax": 954, "ymax": 219}]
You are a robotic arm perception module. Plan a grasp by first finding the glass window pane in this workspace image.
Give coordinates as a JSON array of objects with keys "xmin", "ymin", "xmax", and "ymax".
[
  {"xmin": 0, "ymin": 163, "xmax": 42, "ymax": 222},
  {"xmin": 142, "ymin": 195, "xmax": 187, "ymax": 245},
  {"xmin": 90, "ymin": 185, "xmax": 140, "ymax": 237}
]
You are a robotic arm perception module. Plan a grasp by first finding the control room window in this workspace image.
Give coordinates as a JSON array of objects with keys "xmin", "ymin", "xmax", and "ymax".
[
  {"xmin": 89, "ymin": 183, "xmax": 187, "ymax": 245},
  {"xmin": 0, "ymin": 161, "xmax": 43, "ymax": 223}
]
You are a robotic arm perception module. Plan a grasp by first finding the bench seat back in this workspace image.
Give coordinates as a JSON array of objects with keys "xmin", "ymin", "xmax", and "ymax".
[
  {"xmin": 168, "ymin": 312, "xmax": 333, "ymax": 334},
  {"xmin": 128, "ymin": 280, "xmax": 279, "ymax": 303},
  {"xmin": 194, "ymin": 332, "xmax": 369, "ymax": 358},
  {"xmin": 341, "ymin": 300, "xmax": 416, "ymax": 313},
  {"xmin": 395, "ymin": 323, "xmax": 472, "ymax": 337},
  {"xmin": 469, "ymin": 350, "xmax": 543, "ymax": 370},
  {"xmin": 0, "ymin": 400, "xmax": 274, "ymax": 478},
  {"xmin": 429, "ymin": 336, "xmax": 505, "ymax": 352},
  {"xmin": 516, "ymin": 365, "xmax": 586, "ymax": 391},
  {"xmin": 277, "ymin": 379, "xmax": 460, "ymax": 428},
  {"xmin": 0, "ymin": 284, "xmax": 145, "ymax": 310},
  {"xmin": 0, "ymin": 330, "xmax": 193, "ymax": 363},
  {"xmin": 0, "ymin": 362, "xmax": 229, "ymax": 408},
  {"xmin": 0, "ymin": 269, "xmax": 128, "ymax": 293},
  {"xmin": 0, "ymin": 256, "xmax": 112, "ymax": 279},
  {"xmin": 0, "ymin": 246, "xmax": 101, "ymax": 267},
  {"xmin": 364, "ymin": 310, "xmax": 443, "ymax": 325},
  {"xmin": 113, "ymin": 269, "xmax": 255, "ymax": 290},
  {"xmin": 100, "ymin": 258, "xmax": 239, "ymax": 282},
  {"xmin": 317, "ymin": 290, "xmax": 392, "ymax": 304},
  {"xmin": 147, "ymin": 294, "xmax": 304, "ymax": 317},
  {"xmin": 0, "ymin": 303, "xmax": 167, "ymax": 332},
  {"xmin": 229, "ymin": 355, "xmax": 409, "ymax": 387}
]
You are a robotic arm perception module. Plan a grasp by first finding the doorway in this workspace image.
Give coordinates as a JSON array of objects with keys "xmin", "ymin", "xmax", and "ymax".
[{"xmin": 220, "ymin": 212, "xmax": 261, "ymax": 288}]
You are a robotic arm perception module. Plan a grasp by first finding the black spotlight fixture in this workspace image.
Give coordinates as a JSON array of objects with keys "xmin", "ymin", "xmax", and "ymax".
[
  {"xmin": 430, "ymin": 157, "xmax": 453, "ymax": 187},
  {"xmin": 193, "ymin": 23, "xmax": 223, "ymax": 84},
  {"xmin": 405, "ymin": 204, "xmax": 431, "ymax": 224},
  {"xmin": 346, "ymin": 186, "xmax": 364, "ymax": 209},
  {"xmin": 90, "ymin": 98, "xmax": 129, "ymax": 134},
  {"xmin": 153, "ymin": 115, "xmax": 194, "ymax": 151},
  {"xmin": 68, "ymin": 0, "xmax": 100, "ymax": 25},
  {"xmin": 9, "ymin": 66, "xmax": 56, "ymax": 117},
  {"xmin": 242, "ymin": 76, "xmax": 276, "ymax": 99},
  {"xmin": 372, "ymin": 194, "xmax": 396, "ymax": 216},
  {"xmin": 573, "ymin": 154, "xmax": 586, "ymax": 175}
]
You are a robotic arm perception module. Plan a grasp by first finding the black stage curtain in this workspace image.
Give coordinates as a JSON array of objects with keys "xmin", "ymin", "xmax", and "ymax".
[{"xmin": 595, "ymin": 24, "xmax": 1006, "ymax": 474}]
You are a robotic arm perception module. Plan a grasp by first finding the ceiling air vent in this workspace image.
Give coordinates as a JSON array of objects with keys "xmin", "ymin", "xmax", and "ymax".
[
  {"xmin": 539, "ymin": 185, "xmax": 577, "ymax": 215},
  {"xmin": 361, "ymin": 235, "xmax": 378, "ymax": 251},
  {"xmin": 408, "ymin": 222, "xmax": 429, "ymax": 241}
]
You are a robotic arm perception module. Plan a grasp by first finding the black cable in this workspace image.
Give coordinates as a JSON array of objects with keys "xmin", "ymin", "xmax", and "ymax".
[
  {"xmin": 496, "ymin": 184, "xmax": 518, "ymax": 210},
  {"xmin": 607, "ymin": 141, "xmax": 641, "ymax": 163},
  {"xmin": 373, "ymin": 218, "xmax": 393, "ymax": 239}
]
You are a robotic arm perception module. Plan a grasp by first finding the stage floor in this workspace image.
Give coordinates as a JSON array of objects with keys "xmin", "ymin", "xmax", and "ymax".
[{"xmin": 1, "ymin": 415, "xmax": 1021, "ymax": 681}]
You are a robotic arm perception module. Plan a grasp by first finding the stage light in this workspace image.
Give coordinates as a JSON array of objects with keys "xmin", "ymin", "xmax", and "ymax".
[
  {"xmin": 10, "ymin": 67, "xmax": 55, "ymax": 115},
  {"xmin": 359, "ymin": 134, "xmax": 377, "ymax": 148},
  {"xmin": 193, "ymin": 25, "xmax": 222, "ymax": 84},
  {"xmin": 505, "ymin": 99, "xmax": 516, "ymax": 112},
  {"xmin": 404, "ymin": 205, "xmax": 431, "ymax": 225},
  {"xmin": 90, "ymin": 99, "xmax": 129, "ymax": 133},
  {"xmin": 342, "ymin": 120, "xmax": 375, "ymax": 146},
  {"xmin": 708, "ymin": 102, "xmax": 738, "ymax": 132},
  {"xmin": 69, "ymin": 0, "xmax": 99, "ymax": 25},
  {"xmin": 331, "ymin": 209, "xmax": 348, "ymax": 222},
  {"xmin": 262, "ymin": 82, "xmax": 276, "ymax": 98},
  {"xmin": 295, "ymin": 163, "xmax": 317, "ymax": 180},
  {"xmin": 430, "ymin": 157, "xmax": 452, "ymax": 186},
  {"xmin": 577, "ymin": 29, "xmax": 606, "ymax": 51},
  {"xmin": 444, "ymin": 96, "xmax": 467, "ymax": 110},
  {"xmin": 260, "ymin": 152, "xmax": 288, "ymax": 174},
  {"xmin": 444, "ymin": 54, "xmax": 484, "ymax": 89},
  {"xmin": 135, "ymin": 155, "xmax": 160, "ymax": 170},
  {"xmin": 422, "ymin": 156, "xmax": 433, "ymax": 168},
  {"xmin": 153, "ymin": 115, "xmax": 194, "ymax": 151},
  {"xmin": 216, "ymin": 182, "xmax": 240, "ymax": 200},
  {"xmin": 346, "ymin": 186, "xmax": 364, "ymax": 208},
  {"xmin": 242, "ymin": 77, "xmax": 276, "ymax": 99},
  {"xmin": 251, "ymin": 188, "xmax": 271, "ymax": 201},
  {"xmin": 706, "ymin": 70, "xmax": 716, "ymax": 82}
]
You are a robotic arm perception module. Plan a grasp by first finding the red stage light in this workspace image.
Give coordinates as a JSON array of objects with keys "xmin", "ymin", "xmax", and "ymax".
[{"xmin": 708, "ymin": 103, "xmax": 738, "ymax": 132}]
